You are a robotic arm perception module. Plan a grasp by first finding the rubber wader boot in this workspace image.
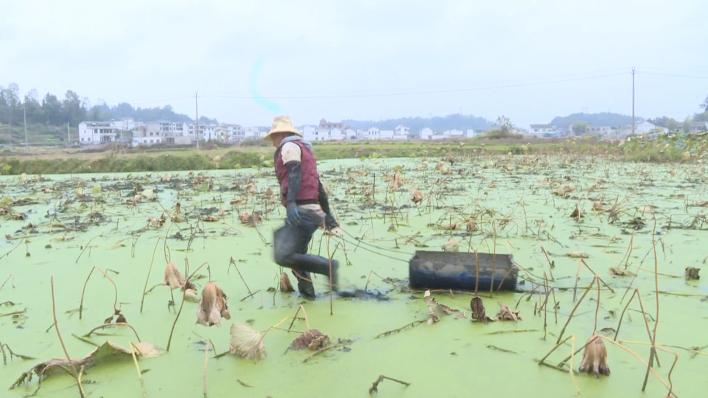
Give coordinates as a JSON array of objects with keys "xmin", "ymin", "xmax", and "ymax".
[
  {"xmin": 292, "ymin": 258, "xmax": 339, "ymax": 298},
  {"xmin": 293, "ymin": 270, "xmax": 316, "ymax": 299}
]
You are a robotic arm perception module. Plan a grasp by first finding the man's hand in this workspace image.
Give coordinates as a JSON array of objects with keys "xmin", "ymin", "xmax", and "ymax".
[
  {"xmin": 328, "ymin": 226, "xmax": 344, "ymax": 237},
  {"xmin": 324, "ymin": 214, "xmax": 343, "ymax": 237},
  {"xmin": 286, "ymin": 203, "xmax": 301, "ymax": 226},
  {"xmin": 324, "ymin": 213, "xmax": 338, "ymax": 230}
]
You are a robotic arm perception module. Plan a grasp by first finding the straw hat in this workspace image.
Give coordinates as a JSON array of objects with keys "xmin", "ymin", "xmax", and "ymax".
[{"xmin": 264, "ymin": 115, "xmax": 302, "ymax": 139}]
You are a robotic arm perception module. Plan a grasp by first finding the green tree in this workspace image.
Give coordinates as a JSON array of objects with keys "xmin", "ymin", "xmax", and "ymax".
[
  {"xmin": 112, "ymin": 102, "xmax": 135, "ymax": 119},
  {"xmin": 496, "ymin": 115, "xmax": 512, "ymax": 133},
  {"xmin": 62, "ymin": 90, "xmax": 86, "ymax": 125},
  {"xmin": 0, "ymin": 83, "xmax": 21, "ymax": 125},
  {"xmin": 87, "ymin": 103, "xmax": 111, "ymax": 120},
  {"xmin": 23, "ymin": 89, "xmax": 43, "ymax": 123},
  {"xmin": 682, "ymin": 117, "xmax": 693, "ymax": 133},
  {"xmin": 693, "ymin": 95, "xmax": 708, "ymax": 122},
  {"xmin": 571, "ymin": 122, "xmax": 589, "ymax": 135},
  {"xmin": 649, "ymin": 116, "xmax": 682, "ymax": 131},
  {"xmin": 42, "ymin": 93, "xmax": 63, "ymax": 124}
]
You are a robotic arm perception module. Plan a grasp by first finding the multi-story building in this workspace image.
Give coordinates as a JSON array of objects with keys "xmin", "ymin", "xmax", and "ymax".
[
  {"xmin": 243, "ymin": 126, "xmax": 266, "ymax": 140},
  {"xmin": 78, "ymin": 121, "xmax": 137, "ymax": 145},
  {"xmin": 131, "ymin": 124, "xmax": 163, "ymax": 146},
  {"xmin": 213, "ymin": 124, "xmax": 244, "ymax": 143}
]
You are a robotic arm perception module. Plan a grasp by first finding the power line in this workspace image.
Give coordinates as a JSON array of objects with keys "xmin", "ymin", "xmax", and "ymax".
[
  {"xmin": 201, "ymin": 71, "xmax": 629, "ymax": 101},
  {"xmin": 112, "ymin": 67, "xmax": 707, "ymax": 108},
  {"xmin": 637, "ymin": 71, "xmax": 708, "ymax": 79}
]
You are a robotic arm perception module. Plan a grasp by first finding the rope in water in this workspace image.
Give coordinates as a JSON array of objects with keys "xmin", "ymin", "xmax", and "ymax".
[
  {"xmin": 338, "ymin": 235, "xmax": 409, "ymax": 263},
  {"xmin": 342, "ymin": 229, "xmax": 413, "ymax": 255}
]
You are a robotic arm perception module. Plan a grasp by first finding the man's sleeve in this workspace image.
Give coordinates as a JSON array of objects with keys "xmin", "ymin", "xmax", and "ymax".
[{"xmin": 281, "ymin": 142, "xmax": 302, "ymax": 164}]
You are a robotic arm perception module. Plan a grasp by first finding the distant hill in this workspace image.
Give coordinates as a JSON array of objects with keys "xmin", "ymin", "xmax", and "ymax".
[
  {"xmin": 342, "ymin": 113, "xmax": 492, "ymax": 132},
  {"xmin": 550, "ymin": 112, "xmax": 636, "ymax": 128}
]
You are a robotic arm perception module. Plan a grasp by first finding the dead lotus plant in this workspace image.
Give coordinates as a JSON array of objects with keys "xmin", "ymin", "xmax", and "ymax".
[
  {"xmin": 147, "ymin": 214, "xmax": 166, "ymax": 228},
  {"xmin": 465, "ymin": 218, "xmax": 478, "ymax": 233},
  {"xmin": 578, "ymin": 334, "xmax": 610, "ymax": 377},
  {"xmin": 279, "ymin": 272, "xmax": 295, "ymax": 292},
  {"xmin": 170, "ymin": 202, "xmax": 182, "ymax": 222},
  {"xmin": 442, "ymin": 238, "xmax": 460, "ymax": 252},
  {"xmin": 410, "ymin": 189, "xmax": 423, "ymax": 205},
  {"xmin": 685, "ymin": 267, "xmax": 700, "ymax": 280},
  {"xmin": 164, "ymin": 262, "xmax": 198, "ymax": 301},
  {"xmin": 264, "ymin": 187, "xmax": 274, "ymax": 201},
  {"xmin": 239, "ymin": 211, "xmax": 262, "ymax": 226},
  {"xmin": 424, "ymin": 290, "xmax": 462, "ymax": 324},
  {"xmin": 388, "ymin": 171, "xmax": 403, "ymax": 191},
  {"xmin": 592, "ymin": 201, "xmax": 605, "ymax": 212},
  {"xmin": 104, "ymin": 309, "xmax": 128, "ymax": 324},
  {"xmin": 496, "ymin": 304, "xmax": 521, "ymax": 321},
  {"xmin": 229, "ymin": 323, "xmax": 266, "ymax": 361},
  {"xmin": 570, "ymin": 205, "xmax": 583, "ymax": 219},
  {"xmin": 470, "ymin": 296, "xmax": 493, "ymax": 322},
  {"xmin": 11, "ymin": 341, "xmax": 160, "ymax": 390},
  {"xmin": 609, "ymin": 267, "xmax": 634, "ymax": 277},
  {"xmin": 289, "ymin": 329, "xmax": 330, "ymax": 351},
  {"xmin": 196, "ymin": 282, "xmax": 231, "ymax": 326},
  {"xmin": 552, "ymin": 185, "xmax": 575, "ymax": 197}
]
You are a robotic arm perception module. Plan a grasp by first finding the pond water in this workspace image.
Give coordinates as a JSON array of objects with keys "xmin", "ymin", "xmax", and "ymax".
[{"xmin": 0, "ymin": 155, "xmax": 706, "ymax": 398}]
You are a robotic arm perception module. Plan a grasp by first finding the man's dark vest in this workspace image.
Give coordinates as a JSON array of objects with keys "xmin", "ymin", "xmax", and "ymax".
[{"xmin": 274, "ymin": 140, "xmax": 320, "ymax": 206}]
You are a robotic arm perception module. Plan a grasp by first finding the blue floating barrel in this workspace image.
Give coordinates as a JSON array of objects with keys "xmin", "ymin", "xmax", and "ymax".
[{"xmin": 409, "ymin": 251, "xmax": 518, "ymax": 291}]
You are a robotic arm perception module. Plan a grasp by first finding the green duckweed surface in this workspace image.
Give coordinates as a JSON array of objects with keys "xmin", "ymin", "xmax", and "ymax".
[{"xmin": 0, "ymin": 155, "xmax": 706, "ymax": 398}]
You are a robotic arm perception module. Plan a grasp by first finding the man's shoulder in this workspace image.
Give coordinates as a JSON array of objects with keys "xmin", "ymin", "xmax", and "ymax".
[
  {"xmin": 280, "ymin": 141, "xmax": 302, "ymax": 163},
  {"xmin": 281, "ymin": 141, "xmax": 301, "ymax": 150}
]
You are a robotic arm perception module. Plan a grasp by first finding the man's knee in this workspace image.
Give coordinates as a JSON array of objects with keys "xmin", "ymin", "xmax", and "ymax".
[
  {"xmin": 273, "ymin": 226, "xmax": 299, "ymax": 266},
  {"xmin": 274, "ymin": 245, "xmax": 294, "ymax": 266}
]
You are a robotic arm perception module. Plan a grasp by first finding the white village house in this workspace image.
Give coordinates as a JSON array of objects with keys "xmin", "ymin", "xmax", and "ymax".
[
  {"xmin": 420, "ymin": 127, "xmax": 434, "ymax": 140},
  {"xmin": 379, "ymin": 129, "xmax": 394, "ymax": 140},
  {"xmin": 243, "ymin": 126, "xmax": 267, "ymax": 140},
  {"xmin": 79, "ymin": 120, "xmax": 137, "ymax": 145},
  {"xmin": 529, "ymin": 124, "xmax": 564, "ymax": 137},
  {"xmin": 214, "ymin": 124, "xmax": 244, "ymax": 143},
  {"xmin": 393, "ymin": 125, "xmax": 409, "ymax": 140},
  {"xmin": 131, "ymin": 124, "xmax": 162, "ymax": 147},
  {"xmin": 365, "ymin": 127, "xmax": 381, "ymax": 140}
]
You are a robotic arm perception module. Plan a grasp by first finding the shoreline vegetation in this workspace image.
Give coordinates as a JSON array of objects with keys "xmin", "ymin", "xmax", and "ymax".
[{"xmin": 0, "ymin": 134, "xmax": 705, "ymax": 175}]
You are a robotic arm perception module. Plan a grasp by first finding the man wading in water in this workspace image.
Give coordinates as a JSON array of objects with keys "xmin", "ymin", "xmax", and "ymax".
[{"xmin": 266, "ymin": 116, "xmax": 341, "ymax": 299}]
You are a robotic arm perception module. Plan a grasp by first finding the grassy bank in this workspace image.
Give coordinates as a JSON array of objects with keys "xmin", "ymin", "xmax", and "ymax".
[
  {"xmin": 0, "ymin": 123, "xmax": 69, "ymax": 145},
  {"xmin": 0, "ymin": 134, "xmax": 705, "ymax": 175}
]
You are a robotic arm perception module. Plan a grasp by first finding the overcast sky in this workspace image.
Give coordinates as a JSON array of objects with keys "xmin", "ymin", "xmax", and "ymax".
[{"xmin": 1, "ymin": 0, "xmax": 707, "ymax": 127}]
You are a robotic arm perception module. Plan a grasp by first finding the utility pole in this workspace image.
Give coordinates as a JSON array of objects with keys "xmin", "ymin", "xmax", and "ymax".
[
  {"xmin": 23, "ymin": 102, "xmax": 28, "ymax": 147},
  {"xmin": 631, "ymin": 67, "xmax": 636, "ymax": 136},
  {"xmin": 195, "ymin": 91, "xmax": 200, "ymax": 149},
  {"xmin": 67, "ymin": 121, "xmax": 70, "ymax": 146}
]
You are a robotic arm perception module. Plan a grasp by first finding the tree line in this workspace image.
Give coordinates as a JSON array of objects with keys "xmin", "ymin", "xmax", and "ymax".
[
  {"xmin": 0, "ymin": 82, "xmax": 216, "ymax": 127},
  {"xmin": 649, "ymin": 95, "xmax": 708, "ymax": 131}
]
